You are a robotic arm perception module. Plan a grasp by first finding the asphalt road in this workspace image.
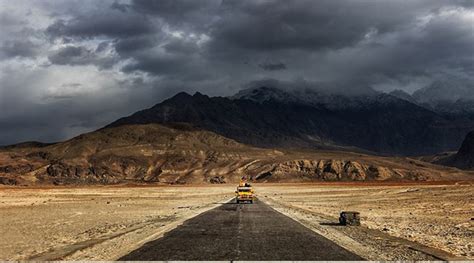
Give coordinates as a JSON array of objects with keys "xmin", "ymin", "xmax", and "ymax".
[{"xmin": 120, "ymin": 199, "xmax": 363, "ymax": 260}]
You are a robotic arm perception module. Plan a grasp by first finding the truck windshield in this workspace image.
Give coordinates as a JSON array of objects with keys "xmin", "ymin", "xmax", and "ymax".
[{"xmin": 238, "ymin": 189, "xmax": 251, "ymax": 192}]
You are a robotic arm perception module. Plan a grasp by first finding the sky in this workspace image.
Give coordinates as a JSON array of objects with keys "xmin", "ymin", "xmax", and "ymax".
[{"xmin": 0, "ymin": 0, "xmax": 473, "ymax": 145}]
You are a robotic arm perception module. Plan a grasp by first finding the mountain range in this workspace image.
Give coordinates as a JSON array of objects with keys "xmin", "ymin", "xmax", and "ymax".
[
  {"xmin": 390, "ymin": 80, "xmax": 474, "ymax": 119},
  {"xmin": 108, "ymin": 86, "xmax": 474, "ymax": 155},
  {"xmin": 2, "ymin": 83, "xmax": 474, "ymax": 185},
  {"xmin": 423, "ymin": 131, "xmax": 474, "ymax": 170},
  {"xmin": 0, "ymin": 123, "xmax": 471, "ymax": 186}
]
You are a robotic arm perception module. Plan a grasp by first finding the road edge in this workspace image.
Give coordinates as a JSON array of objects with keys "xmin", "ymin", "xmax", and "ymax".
[
  {"xmin": 258, "ymin": 195, "xmax": 465, "ymax": 261},
  {"xmin": 56, "ymin": 197, "xmax": 234, "ymax": 260}
]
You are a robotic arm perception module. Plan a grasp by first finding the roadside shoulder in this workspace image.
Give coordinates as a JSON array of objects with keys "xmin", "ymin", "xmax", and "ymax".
[{"xmin": 259, "ymin": 196, "xmax": 463, "ymax": 261}]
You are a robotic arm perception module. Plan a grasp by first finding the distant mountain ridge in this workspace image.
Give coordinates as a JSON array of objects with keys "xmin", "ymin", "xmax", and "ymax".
[
  {"xmin": 449, "ymin": 131, "xmax": 474, "ymax": 169},
  {"xmin": 3, "ymin": 84, "xmax": 474, "ymax": 186},
  {"xmin": 412, "ymin": 80, "xmax": 474, "ymax": 104},
  {"xmin": 389, "ymin": 80, "xmax": 474, "ymax": 118},
  {"xmin": 431, "ymin": 131, "xmax": 474, "ymax": 170},
  {"xmin": 2, "ymin": 123, "xmax": 472, "ymax": 185},
  {"xmin": 107, "ymin": 86, "xmax": 474, "ymax": 155}
]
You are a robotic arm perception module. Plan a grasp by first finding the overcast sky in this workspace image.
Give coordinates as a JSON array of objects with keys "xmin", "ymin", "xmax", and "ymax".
[{"xmin": 0, "ymin": 0, "xmax": 473, "ymax": 145}]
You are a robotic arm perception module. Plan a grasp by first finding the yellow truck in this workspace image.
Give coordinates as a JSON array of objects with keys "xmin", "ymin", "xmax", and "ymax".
[{"xmin": 236, "ymin": 180, "xmax": 254, "ymax": 204}]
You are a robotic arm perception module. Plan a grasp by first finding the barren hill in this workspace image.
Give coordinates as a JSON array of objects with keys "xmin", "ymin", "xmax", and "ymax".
[
  {"xmin": 107, "ymin": 88, "xmax": 474, "ymax": 155},
  {"xmin": 427, "ymin": 131, "xmax": 474, "ymax": 170},
  {"xmin": 1, "ymin": 124, "xmax": 472, "ymax": 186}
]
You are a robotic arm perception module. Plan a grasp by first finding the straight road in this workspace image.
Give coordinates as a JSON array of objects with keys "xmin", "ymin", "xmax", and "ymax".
[{"xmin": 120, "ymin": 199, "xmax": 363, "ymax": 260}]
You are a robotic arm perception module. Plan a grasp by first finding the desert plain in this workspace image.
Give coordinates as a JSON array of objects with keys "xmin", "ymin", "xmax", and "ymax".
[
  {"xmin": 258, "ymin": 182, "xmax": 474, "ymax": 260},
  {"xmin": 0, "ymin": 182, "xmax": 472, "ymax": 260},
  {"xmin": 0, "ymin": 185, "xmax": 234, "ymax": 260}
]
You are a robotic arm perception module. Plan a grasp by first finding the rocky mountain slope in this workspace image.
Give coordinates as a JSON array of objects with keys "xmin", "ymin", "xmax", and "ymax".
[
  {"xmin": 1, "ymin": 124, "xmax": 471, "ymax": 186},
  {"xmin": 429, "ymin": 131, "xmax": 474, "ymax": 170},
  {"xmin": 412, "ymin": 80, "xmax": 474, "ymax": 104},
  {"xmin": 107, "ymin": 87, "xmax": 474, "ymax": 155},
  {"xmin": 390, "ymin": 80, "xmax": 474, "ymax": 119}
]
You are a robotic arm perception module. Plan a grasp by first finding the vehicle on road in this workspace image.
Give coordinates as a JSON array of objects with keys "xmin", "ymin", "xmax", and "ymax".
[{"xmin": 236, "ymin": 179, "xmax": 254, "ymax": 204}]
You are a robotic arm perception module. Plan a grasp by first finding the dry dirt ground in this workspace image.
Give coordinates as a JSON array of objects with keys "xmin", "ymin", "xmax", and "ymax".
[
  {"xmin": 257, "ymin": 183, "xmax": 474, "ymax": 260},
  {"xmin": 1, "ymin": 183, "xmax": 472, "ymax": 261},
  {"xmin": 0, "ymin": 185, "xmax": 233, "ymax": 260}
]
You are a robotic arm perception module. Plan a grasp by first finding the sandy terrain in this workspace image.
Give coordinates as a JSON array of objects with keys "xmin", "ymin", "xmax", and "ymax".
[
  {"xmin": 1, "ymin": 183, "xmax": 472, "ymax": 261},
  {"xmin": 257, "ymin": 183, "xmax": 474, "ymax": 260},
  {"xmin": 0, "ymin": 185, "xmax": 233, "ymax": 260}
]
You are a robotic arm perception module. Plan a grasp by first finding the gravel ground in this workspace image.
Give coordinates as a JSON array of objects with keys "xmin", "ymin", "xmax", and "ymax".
[
  {"xmin": 0, "ymin": 185, "xmax": 233, "ymax": 260},
  {"xmin": 1, "ymin": 183, "xmax": 472, "ymax": 261},
  {"xmin": 257, "ymin": 183, "xmax": 473, "ymax": 260}
]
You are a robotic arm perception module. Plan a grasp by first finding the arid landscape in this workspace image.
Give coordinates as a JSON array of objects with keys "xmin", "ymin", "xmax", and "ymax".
[
  {"xmin": 2, "ymin": 0, "xmax": 474, "ymax": 261},
  {"xmin": 1, "ymin": 124, "xmax": 474, "ymax": 186},
  {"xmin": 1, "ymin": 104, "xmax": 473, "ymax": 261},
  {"xmin": 0, "ymin": 185, "xmax": 234, "ymax": 260},
  {"xmin": 259, "ymin": 183, "xmax": 474, "ymax": 260},
  {"xmin": 1, "ymin": 183, "xmax": 472, "ymax": 260}
]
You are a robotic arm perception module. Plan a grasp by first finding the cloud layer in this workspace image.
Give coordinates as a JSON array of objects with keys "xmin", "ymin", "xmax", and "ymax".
[{"xmin": 0, "ymin": 0, "xmax": 473, "ymax": 144}]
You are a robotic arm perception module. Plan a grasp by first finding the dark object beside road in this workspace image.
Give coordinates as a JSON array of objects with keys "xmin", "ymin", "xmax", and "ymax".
[{"xmin": 339, "ymin": 211, "xmax": 360, "ymax": 226}]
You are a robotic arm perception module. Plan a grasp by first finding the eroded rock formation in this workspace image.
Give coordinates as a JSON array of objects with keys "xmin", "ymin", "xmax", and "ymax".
[{"xmin": 0, "ymin": 124, "xmax": 466, "ymax": 185}]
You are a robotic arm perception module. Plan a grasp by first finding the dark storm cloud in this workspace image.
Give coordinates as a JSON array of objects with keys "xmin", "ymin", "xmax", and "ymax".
[
  {"xmin": 132, "ymin": 0, "xmax": 208, "ymax": 15},
  {"xmin": 0, "ymin": 11, "xmax": 26, "ymax": 27},
  {"xmin": 121, "ymin": 51, "xmax": 212, "ymax": 81},
  {"xmin": 0, "ymin": 11, "xmax": 41, "ymax": 60},
  {"xmin": 46, "ymin": 11, "xmax": 156, "ymax": 39},
  {"xmin": 318, "ymin": 6, "xmax": 474, "ymax": 86},
  {"xmin": 209, "ymin": 0, "xmax": 425, "ymax": 51},
  {"xmin": 0, "ymin": 40, "xmax": 38, "ymax": 59},
  {"xmin": 1, "ymin": 0, "xmax": 474, "ymax": 145},
  {"xmin": 42, "ymin": 0, "xmax": 474, "ymax": 84},
  {"xmin": 130, "ymin": 0, "xmax": 219, "ymax": 26},
  {"xmin": 95, "ymin": 41, "xmax": 110, "ymax": 53},
  {"xmin": 0, "ymin": 65, "xmax": 161, "ymax": 146},
  {"xmin": 129, "ymin": 0, "xmax": 223, "ymax": 37},
  {"xmin": 110, "ymin": 1, "xmax": 130, "ymax": 13},
  {"xmin": 114, "ymin": 35, "xmax": 161, "ymax": 56},
  {"xmin": 259, "ymin": 62, "xmax": 287, "ymax": 71},
  {"xmin": 48, "ymin": 46, "xmax": 87, "ymax": 63},
  {"xmin": 163, "ymin": 39, "xmax": 200, "ymax": 55},
  {"xmin": 121, "ymin": 54, "xmax": 185, "ymax": 75},
  {"xmin": 48, "ymin": 45, "xmax": 117, "ymax": 69}
]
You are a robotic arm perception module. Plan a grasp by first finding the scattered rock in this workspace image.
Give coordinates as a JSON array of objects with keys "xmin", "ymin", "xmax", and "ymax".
[
  {"xmin": 269, "ymin": 159, "xmax": 402, "ymax": 181},
  {"xmin": 255, "ymin": 171, "xmax": 272, "ymax": 180},
  {"xmin": 0, "ymin": 177, "xmax": 17, "ymax": 185},
  {"xmin": 26, "ymin": 151, "xmax": 52, "ymax": 160},
  {"xmin": 0, "ymin": 164, "xmax": 33, "ymax": 174},
  {"xmin": 209, "ymin": 176, "xmax": 226, "ymax": 184}
]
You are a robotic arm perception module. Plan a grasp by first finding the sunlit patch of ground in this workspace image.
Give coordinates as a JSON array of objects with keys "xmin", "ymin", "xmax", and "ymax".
[
  {"xmin": 257, "ymin": 183, "xmax": 474, "ymax": 259},
  {"xmin": 0, "ymin": 185, "xmax": 233, "ymax": 260},
  {"xmin": 1, "ymin": 183, "xmax": 472, "ymax": 261}
]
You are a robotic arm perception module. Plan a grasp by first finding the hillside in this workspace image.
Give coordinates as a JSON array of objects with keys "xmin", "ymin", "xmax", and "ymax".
[
  {"xmin": 1, "ymin": 124, "xmax": 472, "ymax": 186},
  {"xmin": 107, "ymin": 87, "xmax": 474, "ymax": 155},
  {"xmin": 389, "ymin": 80, "xmax": 474, "ymax": 119},
  {"xmin": 428, "ymin": 131, "xmax": 474, "ymax": 170}
]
